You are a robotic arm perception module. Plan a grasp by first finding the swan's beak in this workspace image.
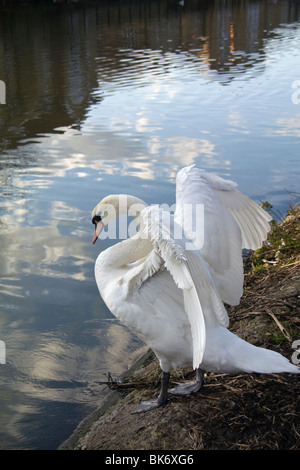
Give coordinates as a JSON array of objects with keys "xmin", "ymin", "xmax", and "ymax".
[{"xmin": 92, "ymin": 222, "xmax": 104, "ymax": 244}]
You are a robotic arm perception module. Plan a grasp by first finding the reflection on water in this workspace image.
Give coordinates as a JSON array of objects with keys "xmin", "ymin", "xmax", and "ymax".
[{"xmin": 0, "ymin": 0, "xmax": 300, "ymax": 449}]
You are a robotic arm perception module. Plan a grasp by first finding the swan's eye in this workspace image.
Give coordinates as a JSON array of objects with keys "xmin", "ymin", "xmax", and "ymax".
[{"xmin": 92, "ymin": 215, "xmax": 102, "ymax": 225}]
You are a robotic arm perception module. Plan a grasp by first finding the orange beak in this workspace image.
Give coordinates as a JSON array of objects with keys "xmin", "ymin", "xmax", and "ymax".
[{"xmin": 92, "ymin": 222, "xmax": 103, "ymax": 244}]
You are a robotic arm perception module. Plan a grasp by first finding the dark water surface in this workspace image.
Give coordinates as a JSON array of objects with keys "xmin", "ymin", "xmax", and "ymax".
[{"xmin": 0, "ymin": 0, "xmax": 300, "ymax": 449}]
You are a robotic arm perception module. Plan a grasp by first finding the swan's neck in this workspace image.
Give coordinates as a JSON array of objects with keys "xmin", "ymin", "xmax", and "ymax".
[
  {"xmin": 104, "ymin": 234, "xmax": 152, "ymax": 269},
  {"xmin": 95, "ymin": 234, "xmax": 153, "ymax": 301},
  {"xmin": 94, "ymin": 194, "xmax": 151, "ymax": 295},
  {"xmin": 100, "ymin": 194, "xmax": 149, "ymax": 266}
]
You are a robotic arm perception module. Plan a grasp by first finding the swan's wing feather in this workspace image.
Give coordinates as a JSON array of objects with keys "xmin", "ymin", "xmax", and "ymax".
[
  {"xmin": 175, "ymin": 166, "xmax": 272, "ymax": 305},
  {"xmin": 175, "ymin": 165, "xmax": 244, "ymax": 305},
  {"xmin": 212, "ymin": 188, "xmax": 272, "ymax": 250},
  {"xmin": 189, "ymin": 166, "xmax": 272, "ymax": 249},
  {"xmin": 139, "ymin": 205, "xmax": 228, "ymax": 368},
  {"xmin": 184, "ymin": 249, "xmax": 229, "ymax": 328},
  {"xmin": 123, "ymin": 249, "xmax": 164, "ymax": 295}
]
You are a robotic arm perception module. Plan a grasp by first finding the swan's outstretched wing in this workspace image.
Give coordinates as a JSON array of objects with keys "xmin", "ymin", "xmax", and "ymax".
[
  {"xmin": 175, "ymin": 165, "xmax": 271, "ymax": 305},
  {"xmin": 122, "ymin": 206, "xmax": 229, "ymax": 369},
  {"xmin": 198, "ymin": 169, "xmax": 272, "ymax": 250}
]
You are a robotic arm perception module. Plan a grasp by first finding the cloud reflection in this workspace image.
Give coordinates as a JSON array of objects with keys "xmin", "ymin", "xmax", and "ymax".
[
  {"xmin": 0, "ymin": 218, "xmax": 92, "ymax": 285},
  {"xmin": 28, "ymin": 122, "xmax": 222, "ymax": 184},
  {"xmin": 274, "ymin": 115, "xmax": 300, "ymax": 137}
]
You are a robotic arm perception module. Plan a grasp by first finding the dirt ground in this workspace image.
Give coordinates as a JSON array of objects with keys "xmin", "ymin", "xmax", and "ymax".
[{"xmin": 60, "ymin": 204, "xmax": 300, "ymax": 451}]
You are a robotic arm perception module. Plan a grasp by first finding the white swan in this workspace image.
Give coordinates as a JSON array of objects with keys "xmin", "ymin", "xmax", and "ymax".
[{"xmin": 91, "ymin": 166, "xmax": 299, "ymax": 413}]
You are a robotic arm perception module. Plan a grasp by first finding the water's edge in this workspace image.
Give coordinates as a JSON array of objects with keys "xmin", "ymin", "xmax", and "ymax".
[{"xmin": 58, "ymin": 346, "xmax": 151, "ymax": 450}]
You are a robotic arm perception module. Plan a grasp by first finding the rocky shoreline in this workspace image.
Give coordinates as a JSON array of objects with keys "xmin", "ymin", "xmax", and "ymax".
[{"xmin": 60, "ymin": 204, "xmax": 300, "ymax": 450}]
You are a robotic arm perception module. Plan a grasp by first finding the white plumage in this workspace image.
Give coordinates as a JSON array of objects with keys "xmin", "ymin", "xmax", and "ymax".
[
  {"xmin": 91, "ymin": 166, "xmax": 299, "ymax": 412},
  {"xmin": 175, "ymin": 165, "xmax": 272, "ymax": 305}
]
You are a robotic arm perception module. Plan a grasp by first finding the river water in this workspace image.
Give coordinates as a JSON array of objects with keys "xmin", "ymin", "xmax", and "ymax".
[{"xmin": 0, "ymin": 0, "xmax": 300, "ymax": 449}]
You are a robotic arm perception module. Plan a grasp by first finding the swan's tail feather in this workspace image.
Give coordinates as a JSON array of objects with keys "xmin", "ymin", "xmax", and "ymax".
[
  {"xmin": 241, "ymin": 346, "xmax": 300, "ymax": 374},
  {"xmin": 205, "ymin": 327, "xmax": 300, "ymax": 375}
]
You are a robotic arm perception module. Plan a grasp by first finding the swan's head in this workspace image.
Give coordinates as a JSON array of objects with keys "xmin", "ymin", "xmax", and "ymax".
[{"xmin": 91, "ymin": 194, "xmax": 147, "ymax": 244}]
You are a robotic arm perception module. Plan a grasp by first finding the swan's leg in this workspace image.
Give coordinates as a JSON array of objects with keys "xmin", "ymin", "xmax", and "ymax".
[
  {"xmin": 132, "ymin": 371, "xmax": 170, "ymax": 413},
  {"xmin": 168, "ymin": 368, "xmax": 205, "ymax": 396}
]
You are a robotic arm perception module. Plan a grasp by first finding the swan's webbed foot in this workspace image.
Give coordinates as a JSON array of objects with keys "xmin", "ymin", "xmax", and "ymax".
[
  {"xmin": 132, "ymin": 397, "xmax": 165, "ymax": 413},
  {"xmin": 168, "ymin": 368, "xmax": 205, "ymax": 396},
  {"xmin": 132, "ymin": 371, "xmax": 170, "ymax": 414},
  {"xmin": 168, "ymin": 381, "xmax": 202, "ymax": 395}
]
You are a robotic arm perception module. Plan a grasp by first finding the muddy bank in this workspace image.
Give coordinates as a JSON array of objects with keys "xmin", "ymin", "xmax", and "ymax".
[{"xmin": 60, "ymin": 204, "xmax": 300, "ymax": 450}]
